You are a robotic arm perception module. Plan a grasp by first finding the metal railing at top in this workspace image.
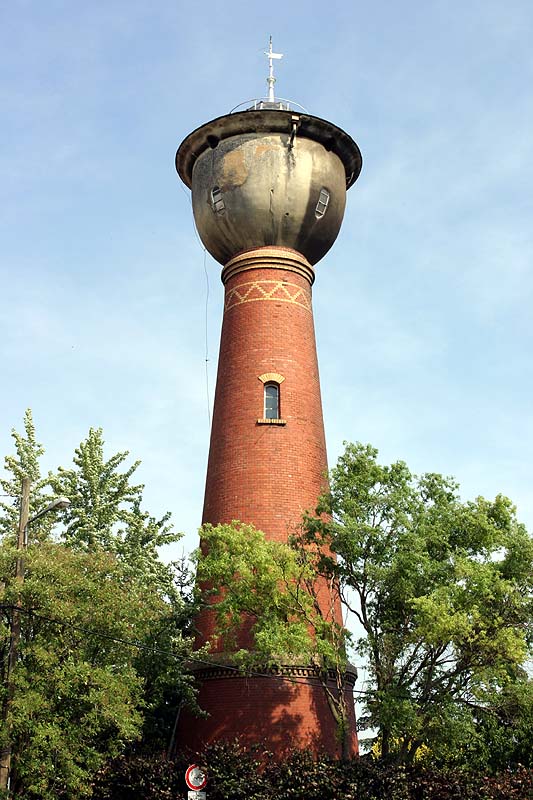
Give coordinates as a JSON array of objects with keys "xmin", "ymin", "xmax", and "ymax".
[{"xmin": 229, "ymin": 97, "xmax": 309, "ymax": 114}]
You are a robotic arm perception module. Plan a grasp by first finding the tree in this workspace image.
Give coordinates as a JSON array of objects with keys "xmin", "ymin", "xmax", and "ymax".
[
  {"xmin": 0, "ymin": 540, "xmax": 150, "ymax": 798},
  {"xmin": 194, "ymin": 443, "xmax": 533, "ymax": 767},
  {"xmin": 50, "ymin": 426, "xmax": 185, "ymax": 603},
  {"xmin": 0, "ymin": 410, "xmax": 57, "ymax": 544},
  {"xmin": 49, "ymin": 427, "xmax": 199, "ymax": 749},
  {"xmin": 301, "ymin": 442, "xmax": 533, "ymax": 765},
  {"xmin": 459, "ymin": 671, "xmax": 533, "ymax": 771},
  {"xmin": 0, "ymin": 414, "xmax": 198, "ymax": 797},
  {"xmin": 195, "ymin": 522, "xmax": 355, "ymax": 758}
]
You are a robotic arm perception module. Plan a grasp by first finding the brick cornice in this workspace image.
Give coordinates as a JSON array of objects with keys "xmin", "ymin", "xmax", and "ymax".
[
  {"xmin": 189, "ymin": 661, "xmax": 358, "ymax": 686},
  {"xmin": 222, "ymin": 247, "xmax": 315, "ymax": 286}
]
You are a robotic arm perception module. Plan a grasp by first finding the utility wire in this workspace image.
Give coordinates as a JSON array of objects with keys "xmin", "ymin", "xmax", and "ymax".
[
  {"xmin": 178, "ymin": 182, "xmax": 212, "ymax": 429},
  {"xmin": 178, "ymin": 182, "xmax": 204, "ymax": 251},
  {"xmin": 0, "ymin": 604, "xmax": 369, "ymax": 695},
  {"xmin": 203, "ymin": 247, "xmax": 211, "ymax": 428}
]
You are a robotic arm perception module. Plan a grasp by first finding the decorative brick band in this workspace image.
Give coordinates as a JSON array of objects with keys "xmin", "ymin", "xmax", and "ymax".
[
  {"xmin": 190, "ymin": 661, "xmax": 358, "ymax": 686},
  {"xmin": 225, "ymin": 279, "xmax": 312, "ymax": 312},
  {"xmin": 222, "ymin": 247, "xmax": 315, "ymax": 286}
]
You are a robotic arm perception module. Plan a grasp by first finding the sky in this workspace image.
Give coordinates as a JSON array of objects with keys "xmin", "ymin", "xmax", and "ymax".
[{"xmin": 1, "ymin": 0, "xmax": 532, "ymax": 571}]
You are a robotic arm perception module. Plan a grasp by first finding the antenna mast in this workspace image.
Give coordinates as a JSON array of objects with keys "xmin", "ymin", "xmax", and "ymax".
[{"xmin": 264, "ymin": 36, "xmax": 283, "ymax": 103}]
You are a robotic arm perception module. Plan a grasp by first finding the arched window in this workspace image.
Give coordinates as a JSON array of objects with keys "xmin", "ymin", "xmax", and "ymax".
[{"xmin": 264, "ymin": 383, "xmax": 280, "ymax": 420}]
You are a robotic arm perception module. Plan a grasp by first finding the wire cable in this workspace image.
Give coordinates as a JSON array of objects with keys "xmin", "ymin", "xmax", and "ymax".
[
  {"xmin": 178, "ymin": 182, "xmax": 212, "ymax": 429},
  {"xmin": 203, "ymin": 248, "xmax": 211, "ymax": 428},
  {"xmin": 0, "ymin": 603, "xmax": 369, "ymax": 695}
]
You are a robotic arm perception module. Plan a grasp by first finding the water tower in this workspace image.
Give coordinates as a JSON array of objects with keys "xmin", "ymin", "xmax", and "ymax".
[{"xmin": 175, "ymin": 41, "xmax": 362, "ymax": 757}]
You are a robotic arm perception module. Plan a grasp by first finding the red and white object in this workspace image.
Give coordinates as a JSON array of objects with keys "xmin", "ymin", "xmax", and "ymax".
[{"xmin": 185, "ymin": 765, "xmax": 207, "ymax": 792}]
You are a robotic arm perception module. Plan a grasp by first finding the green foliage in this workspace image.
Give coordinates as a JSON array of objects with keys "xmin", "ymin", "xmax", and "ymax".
[
  {"xmin": 186, "ymin": 741, "xmax": 271, "ymax": 800},
  {"xmin": 0, "ymin": 542, "xmax": 148, "ymax": 798},
  {"xmin": 91, "ymin": 743, "xmax": 533, "ymax": 800},
  {"xmin": 48, "ymin": 426, "xmax": 199, "ymax": 750},
  {"xmin": 3, "ymin": 414, "xmax": 531, "ymax": 787},
  {"xmin": 0, "ymin": 413, "xmax": 198, "ymax": 798},
  {"xmin": 458, "ymin": 674, "xmax": 533, "ymax": 771},
  {"xmin": 90, "ymin": 753, "xmax": 186, "ymax": 799},
  {"xmin": 51, "ymin": 428, "xmax": 141, "ymax": 547},
  {"xmin": 0, "ymin": 410, "xmax": 57, "ymax": 543},
  {"xmin": 50, "ymin": 428, "xmax": 182, "ymax": 597},
  {"xmin": 302, "ymin": 442, "xmax": 533, "ymax": 766},
  {"xmin": 195, "ymin": 523, "xmax": 321, "ymax": 664},
  {"xmin": 195, "ymin": 522, "xmax": 353, "ymax": 754}
]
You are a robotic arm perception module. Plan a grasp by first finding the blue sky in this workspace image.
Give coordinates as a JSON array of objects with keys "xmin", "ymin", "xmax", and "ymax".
[{"xmin": 2, "ymin": 0, "xmax": 532, "ymax": 569}]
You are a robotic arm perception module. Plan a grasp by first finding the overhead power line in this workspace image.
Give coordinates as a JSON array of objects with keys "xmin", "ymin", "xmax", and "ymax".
[{"xmin": 0, "ymin": 604, "xmax": 369, "ymax": 695}]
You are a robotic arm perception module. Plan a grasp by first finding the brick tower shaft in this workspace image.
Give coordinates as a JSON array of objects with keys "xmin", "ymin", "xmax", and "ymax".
[
  {"xmin": 203, "ymin": 248, "xmax": 327, "ymax": 541},
  {"xmin": 197, "ymin": 247, "xmax": 343, "ymax": 655}
]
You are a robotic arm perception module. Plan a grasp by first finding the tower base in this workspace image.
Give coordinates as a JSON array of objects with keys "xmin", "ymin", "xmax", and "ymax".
[{"xmin": 175, "ymin": 663, "xmax": 358, "ymax": 759}]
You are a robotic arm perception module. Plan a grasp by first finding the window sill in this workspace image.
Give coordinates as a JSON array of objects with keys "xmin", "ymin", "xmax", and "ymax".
[{"xmin": 256, "ymin": 418, "xmax": 287, "ymax": 426}]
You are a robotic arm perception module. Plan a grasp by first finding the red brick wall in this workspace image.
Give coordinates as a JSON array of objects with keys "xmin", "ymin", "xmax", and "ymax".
[
  {"xmin": 203, "ymin": 249, "xmax": 328, "ymax": 541},
  {"xmin": 177, "ymin": 669, "xmax": 358, "ymax": 759},
  {"xmin": 180, "ymin": 247, "xmax": 358, "ymax": 758}
]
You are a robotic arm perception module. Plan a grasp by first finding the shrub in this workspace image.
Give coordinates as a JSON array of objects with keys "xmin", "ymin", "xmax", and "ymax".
[{"xmin": 91, "ymin": 744, "xmax": 533, "ymax": 800}]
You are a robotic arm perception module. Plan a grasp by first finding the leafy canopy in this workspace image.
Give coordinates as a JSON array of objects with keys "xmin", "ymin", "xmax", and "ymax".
[
  {"xmin": 195, "ymin": 522, "xmax": 355, "ymax": 756},
  {"xmin": 302, "ymin": 442, "xmax": 533, "ymax": 765},
  {"xmin": 0, "ymin": 412, "xmax": 198, "ymax": 798}
]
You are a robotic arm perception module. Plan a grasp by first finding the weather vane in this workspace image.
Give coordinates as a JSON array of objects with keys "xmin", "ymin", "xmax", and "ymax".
[{"xmin": 264, "ymin": 35, "xmax": 283, "ymax": 103}]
